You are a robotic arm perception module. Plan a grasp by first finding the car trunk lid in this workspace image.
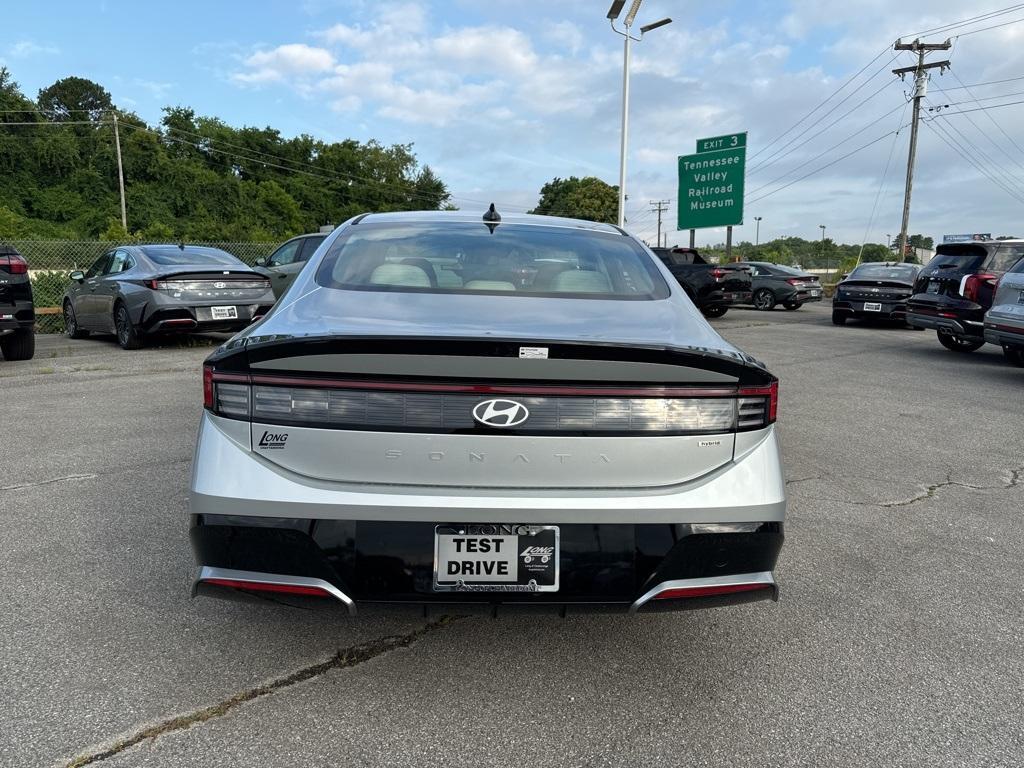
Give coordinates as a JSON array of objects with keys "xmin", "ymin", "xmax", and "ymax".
[{"xmin": 205, "ymin": 336, "xmax": 776, "ymax": 490}]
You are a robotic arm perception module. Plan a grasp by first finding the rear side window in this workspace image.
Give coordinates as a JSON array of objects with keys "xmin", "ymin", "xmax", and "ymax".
[
  {"xmin": 984, "ymin": 244, "xmax": 1024, "ymax": 273},
  {"xmin": 1011, "ymin": 256, "xmax": 1024, "ymax": 274},
  {"xmin": 315, "ymin": 222, "xmax": 670, "ymax": 300},
  {"xmin": 298, "ymin": 236, "xmax": 326, "ymax": 262}
]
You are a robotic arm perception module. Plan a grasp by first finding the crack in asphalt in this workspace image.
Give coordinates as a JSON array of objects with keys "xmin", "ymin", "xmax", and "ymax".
[
  {"xmin": 785, "ymin": 475, "xmax": 821, "ymax": 487},
  {"xmin": 880, "ymin": 467, "xmax": 1024, "ymax": 508},
  {"xmin": 62, "ymin": 616, "xmax": 462, "ymax": 767},
  {"xmin": 0, "ymin": 473, "xmax": 97, "ymax": 491}
]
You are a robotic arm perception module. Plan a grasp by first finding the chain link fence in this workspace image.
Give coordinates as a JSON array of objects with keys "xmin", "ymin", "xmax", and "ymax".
[{"xmin": 5, "ymin": 240, "xmax": 281, "ymax": 334}]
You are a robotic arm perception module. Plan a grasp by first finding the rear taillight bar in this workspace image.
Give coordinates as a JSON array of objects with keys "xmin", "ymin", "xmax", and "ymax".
[
  {"xmin": 0, "ymin": 253, "xmax": 28, "ymax": 274},
  {"xmin": 203, "ymin": 370, "xmax": 779, "ymax": 432}
]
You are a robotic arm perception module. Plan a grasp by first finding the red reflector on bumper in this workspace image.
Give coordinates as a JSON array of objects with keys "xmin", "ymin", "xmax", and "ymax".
[
  {"xmin": 202, "ymin": 578, "xmax": 330, "ymax": 597},
  {"xmin": 653, "ymin": 582, "xmax": 772, "ymax": 600}
]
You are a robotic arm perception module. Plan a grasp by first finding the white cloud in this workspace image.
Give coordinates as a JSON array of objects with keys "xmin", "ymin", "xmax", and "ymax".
[
  {"xmin": 233, "ymin": 43, "xmax": 335, "ymax": 84},
  {"xmin": 6, "ymin": 40, "xmax": 59, "ymax": 58}
]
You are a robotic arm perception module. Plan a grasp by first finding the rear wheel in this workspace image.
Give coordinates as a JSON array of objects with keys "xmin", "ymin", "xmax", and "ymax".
[
  {"xmin": 831, "ymin": 311, "xmax": 846, "ymax": 326},
  {"xmin": 64, "ymin": 300, "xmax": 89, "ymax": 339},
  {"xmin": 701, "ymin": 305, "xmax": 728, "ymax": 318},
  {"xmin": 937, "ymin": 331, "xmax": 984, "ymax": 353},
  {"xmin": 783, "ymin": 301, "xmax": 802, "ymax": 311},
  {"xmin": 0, "ymin": 327, "xmax": 35, "ymax": 360},
  {"xmin": 115, "ymin": 302, "xmax": 144, "ymax": 350},
  {"xmin": 1002, "ymin": 344, "xmax": 1024, "ymax": 367},
  {"xmin": 753, "ymin": 289, "xmax": 776, "ymax": 311}
]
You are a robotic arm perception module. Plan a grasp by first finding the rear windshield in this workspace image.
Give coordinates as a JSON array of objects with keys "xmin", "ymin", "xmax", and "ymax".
[
  {"xmin": 927, "ymin": 244, "xmax": 987, "ymax": 271},
  {"xmin": 766, "ymin": 264, "xmax": 806, "ymax": 276},
  {"xmin": 144, "ymin": 248, "xmax": 240, "ymax": 267},
  {"xmin": 315, "ymin": 222, "xmax": 670, "ymax": 300},
  {"xmin": 849, "ymin": 264, "xmax": 918, "ymax": 281}
]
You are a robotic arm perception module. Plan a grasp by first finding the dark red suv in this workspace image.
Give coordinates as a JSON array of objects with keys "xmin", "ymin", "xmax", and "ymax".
[{"xmin": 906, "ymin": 240, "xmax": 1024, "ymax": 352}]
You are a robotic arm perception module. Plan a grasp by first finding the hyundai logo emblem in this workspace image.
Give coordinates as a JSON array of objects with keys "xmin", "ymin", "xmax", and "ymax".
[
  {"xmin": 472, "ymin": 399, "xmax": 530, "ymax": 428},
  {"xmin": 213, "ymin": 282, "xmax": 227, "ymax": 289}
]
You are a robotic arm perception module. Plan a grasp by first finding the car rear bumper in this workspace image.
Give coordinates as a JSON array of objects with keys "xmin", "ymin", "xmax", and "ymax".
[
  {"xmin": 704, "ymin": 290, "xmax": 752, "ymax": 308},
  {"xmin": 189, "ymin": 411, "xmax": 786, "ymax": 612},
  {"xmin": 789, "ymin": 290, "xmax": 822, "ymax": 304},
  {"xmin": 983, "ymin": 316, "xmax": 1024, "ymax": 348},
  {"xmin": 142, "ymin": 304, "xmax": 274, "ymax": 333},
  {"xmin": 0, "ymin": 301, "xmax": 35, "ymax": 333},
  {"xmin": 832, "ymin": 299, "xmax": 908, "ymax": 319},
  {"xmin": 190, "ymin": 516, "xmax": 783, "ymax": 614}
]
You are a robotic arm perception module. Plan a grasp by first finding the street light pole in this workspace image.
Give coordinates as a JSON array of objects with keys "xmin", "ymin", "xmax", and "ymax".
[
  {"xmin": 607, "ymin": 1, "xmax": 671, "ymax": 228},
  {"xmin": 754, "ymin": 216, "xmax": 762, "ymax": 247},
  {"xmin": 819, "ymin": 224, "xmax": 828, "ymax": 276}
]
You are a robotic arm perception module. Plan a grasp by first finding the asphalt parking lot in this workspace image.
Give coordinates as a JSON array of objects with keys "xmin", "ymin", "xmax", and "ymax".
[{"xmin": 2, "ymin": 303, "xmax": 1022, "ymax": 768}]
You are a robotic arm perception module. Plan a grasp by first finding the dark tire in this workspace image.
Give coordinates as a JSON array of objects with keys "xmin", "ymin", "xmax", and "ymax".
[
  {"xmin": 937, "ymin": 331, "xmax": 984, "ymax": 353},
  {"xmin": 64, "ymin": 300, "xmax": 89, "ymax": 339},
  {"xmin": 0, "ymin": 327, "xmax": 35, "ymax": 361},
  {"xmin": 831, "ymin": 311, "xmax": 846, "ymax": 326},
  {"xmin": 1002, "ymin": 345, "xmax": 1024, "ymax": 367},
  {"xmin": 753, "ymin": 289, "xmax": 776, "ymax": 311},
  {"xmin": 114, "ymin": 302, "xmax": 144, "ymax": 350},
  {"xmin": 701, "ymin": 305, "xmax": 728, "ymax": 318},
  {"xmin": 783, "ymin": 301, "xmax": 802, "ymax": 311}
]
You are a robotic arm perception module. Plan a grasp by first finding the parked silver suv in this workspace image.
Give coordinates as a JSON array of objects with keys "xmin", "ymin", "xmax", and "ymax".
[
  {"xmin": 984, "ymin": 255, "xmax": 1024, "ymax": 366},
  {"xmin": 190, "ymin": 209, "xmax": 786, "ymax": 615}
]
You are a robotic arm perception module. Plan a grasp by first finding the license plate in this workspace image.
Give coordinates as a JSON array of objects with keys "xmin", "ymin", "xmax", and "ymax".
[
  {"xmin": 810, "ymin": 289, "xmax": 821, "ymax": 296},
  {"xmin": 433, "ymin": 524, "xmax": 559, "ymax": 593},
  {"xmin": 927, "ymin": 281, "xmax": 940, "ymax": 294},
  {"xmin": 211, "ymin": 306, "xmax": 238, "ymax": 320},
  {"xmin": 864, "ymin": 302, "xmax": 882, "ymax": 312}
]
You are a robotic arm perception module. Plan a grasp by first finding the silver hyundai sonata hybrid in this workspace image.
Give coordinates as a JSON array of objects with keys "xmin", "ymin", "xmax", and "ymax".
[{"xmin": 190, "ymin": 209, "xmax": 785, "ymax": 614}]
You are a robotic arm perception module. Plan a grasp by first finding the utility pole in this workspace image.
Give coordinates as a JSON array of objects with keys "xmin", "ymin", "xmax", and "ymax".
[
  {"xmin": 112, "ymin": 113, "xmax": 127, "ymax": 231},
  {"xmin": 893, "ymin": 38, "xmax": 951, "ymax": 262},
  {"xmin": 650, "ymin": 200, "xmax": 670, "ymax": 247},
  {"xmin": 726, "ymin": 226, "xmax": 733, "ymax": 261}
]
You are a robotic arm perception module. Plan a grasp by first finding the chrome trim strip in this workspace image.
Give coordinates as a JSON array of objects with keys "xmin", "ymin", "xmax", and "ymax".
[
  {"xmin": 628, "ymin": 571, "xmax": 776, "ymax": 614},
  {"xmin": 192, "ymin": 566, "xmax": 356, "ymax": 615}
]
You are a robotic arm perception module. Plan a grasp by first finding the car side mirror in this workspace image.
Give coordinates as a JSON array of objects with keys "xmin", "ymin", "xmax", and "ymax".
[
  {"xmin": 69, "ymin": 270, "xmax": 86, "ymax": 282},
  {"xmin": 255, "ymin": 257, "xmax": 268, "ymax": 267}
]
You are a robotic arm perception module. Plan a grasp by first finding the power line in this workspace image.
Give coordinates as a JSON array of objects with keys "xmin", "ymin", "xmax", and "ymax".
[
  {"xmin": 746, "ymin": 101, "xmax": 907, "ymax": 199},
  {"xmin": 903, "ymin": 3, "xmax": 1024, "ymax": 38},
  {"xmin": 857, "ymin": 101, "xmax": 911, "ymax": 264},
  {"xmin": 954, "ymin": 15, "xmax": 1024, "ymax": 37},
  {"xmin": 923, "ymin": 101, "xmax": 1024, "ymax": 195},
  {"xmin": 935, "ymin": 74, "xmax": 1024, "ymax": 90},
  {"xmin": 922, "ymin": 117, "xmax": 1024, "ymax": 203},
  {"xmin": 929, "ymin": 97, "xmax": 1024, "ymax": 115},
  {"xmin": 748, "ymin": 45, "xmax": 893, "ymax": 162},
  {"xmin": 940, "ymin": 69, "xmax": 1024, "ymax": 162},
  {"xmin": 746, "ymin": 129, "xmax": 904, "ymax": 206},
  {"xmin": 749, "ymin": 53, "xmax": 902, "ymax": 173}
]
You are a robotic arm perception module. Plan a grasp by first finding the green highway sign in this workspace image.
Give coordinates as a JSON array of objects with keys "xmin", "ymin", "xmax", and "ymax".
[
  {"xmin": 678, "ymin": 145, "xmax": 746, "ymax": 230},
  {"xmin": 696, "ymin": 131, "xmax": 746, "ymax": 154}
]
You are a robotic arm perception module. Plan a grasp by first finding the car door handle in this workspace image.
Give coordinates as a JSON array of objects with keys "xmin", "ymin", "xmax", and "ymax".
[{"xmin": 277, "ymin": 274, "xmax": 287, "ymax": 279}]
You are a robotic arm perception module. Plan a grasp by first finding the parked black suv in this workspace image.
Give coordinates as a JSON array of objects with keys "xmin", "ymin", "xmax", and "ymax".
[
  {"xmin": 651, "ymin": 247, "xmax": 752, "ymax": 318},
  {"xmin": 0, "ymin": 245, "xmax": 35, "ymax": 361},
  {"xmin": 906, "ymin": 240, "xmax": 1024, "ymax": 352}
]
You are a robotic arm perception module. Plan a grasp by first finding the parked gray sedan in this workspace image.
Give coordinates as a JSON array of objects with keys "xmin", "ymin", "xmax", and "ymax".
[
  {"xmin": 983, "ymin": 254, "xmax": 1024, "ymax": 366},
  {"xmin": 63, "ymin": 245, "xmax": 275, "ymax": 349}
]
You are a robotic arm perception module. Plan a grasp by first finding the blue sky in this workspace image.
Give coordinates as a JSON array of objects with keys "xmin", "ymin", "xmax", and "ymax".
[{"xmin": 4, "ymin": 0, "xmax": 1024, "ymax": 245}]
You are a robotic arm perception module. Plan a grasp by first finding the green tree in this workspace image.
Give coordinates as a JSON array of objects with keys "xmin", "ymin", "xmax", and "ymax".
[
  {"xmin": 37, "ymin": 76, "xmax": 112, "ymax": 121},
  {"xmin": 529, "ymin": 176, "xmax": 619, "ymax": 224},
  {"xmin": 908, "ymin": 234, "xmax": 933, "ymax": 250}
]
